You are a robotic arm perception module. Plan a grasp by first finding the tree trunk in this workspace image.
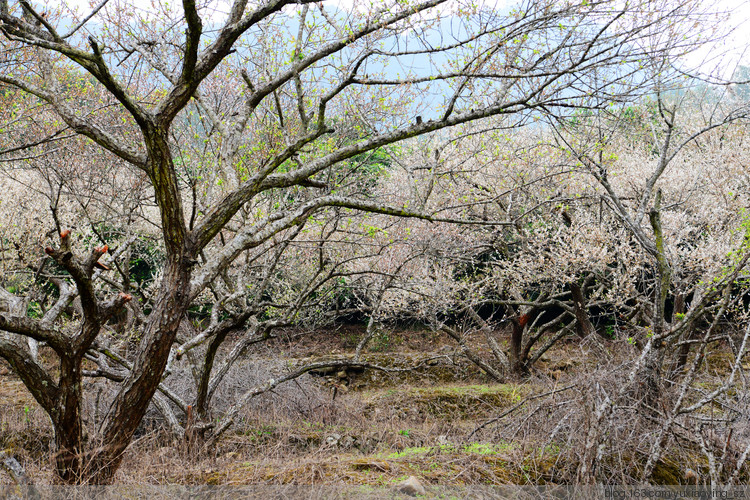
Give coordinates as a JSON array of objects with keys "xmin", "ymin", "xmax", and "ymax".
[
  {"xmin": 84, "ymin": 256, "xmax": 191, "ymax": 483},
  {"xmin": 670, "ymin": 293, "xmax": 692, "ymax": 377},
  {"xmin": 570, "ymin": 282, "xmax": 596, "ymax": 338},
  {"xmin": 84, "ymin": 138, "xmax": 192, "ymax": 484},
  {"xmin": 509, "ymin": 314, "xmax": 529, "ymax": 376},
  {"xmin": 54, "ymin": 356, "xmax": 85, "ymax": 484},
  {"xmin": 196, "ymin": 331, "xmax": 229, "ymax": 419},
  {"xmin": 638, "ymin": 191, "xmax": 671, "ymax": 410}
]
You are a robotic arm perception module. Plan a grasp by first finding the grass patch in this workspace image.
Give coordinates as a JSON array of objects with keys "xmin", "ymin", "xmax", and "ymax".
[
  {"xmin": 209, "ymin": 440, "xmax": 559, "ymax": 486},
  {"xmin": 363, "ymin": 383, "xmax": 532, "ymax": 420}
]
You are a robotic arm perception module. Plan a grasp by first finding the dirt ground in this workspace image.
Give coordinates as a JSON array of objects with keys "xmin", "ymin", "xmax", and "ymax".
[{"xmin": 0, "ymin": 325, "xmax": 722, "ymax": 487}]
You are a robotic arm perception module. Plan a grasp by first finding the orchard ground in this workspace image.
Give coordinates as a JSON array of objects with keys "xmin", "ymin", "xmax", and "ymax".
[{"xmin": 1, "ymin": 322, "xmax": 742, "ymax": 487}]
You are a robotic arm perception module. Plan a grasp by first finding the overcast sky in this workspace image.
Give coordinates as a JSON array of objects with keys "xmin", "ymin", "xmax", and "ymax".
[{"xmin": 42, "ymin": 0, "xmax": 750, "ymax": 77}]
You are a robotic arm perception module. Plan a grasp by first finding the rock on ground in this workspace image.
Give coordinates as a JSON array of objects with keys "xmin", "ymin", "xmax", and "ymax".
[{"xmin": 395, "ymin": 476, "xmax": 425, "ymax": 496}]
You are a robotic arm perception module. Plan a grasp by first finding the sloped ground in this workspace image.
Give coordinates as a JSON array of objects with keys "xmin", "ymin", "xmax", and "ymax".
[
  {"xmin": 1, "ymin": 326, "xmax": 747, "ymax": 487},
  {"xmin": 116, "ymin": 380, "xmax": 554, "ymax": 487}
]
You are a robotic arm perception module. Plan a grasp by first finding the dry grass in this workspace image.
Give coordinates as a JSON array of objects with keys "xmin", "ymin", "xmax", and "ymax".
[
  {"xmin": 108, "ymin": 376, "xmax": 545, "ymax": 485},
  {"xmin": 0, "ymin": 375, "xmax": 56, "ymax": 485},
  {"xmin": 2, "ymin": 330, "xmax": 750, "ymax": 487}
]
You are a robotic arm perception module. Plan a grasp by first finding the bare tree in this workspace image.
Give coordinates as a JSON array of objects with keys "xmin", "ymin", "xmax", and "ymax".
[
  {"xmin": 547, "ymin": 75, "xmax": 750, "ymax": 482},
  {"xmin": 0, "ymin": 0, "xmax": 716, "ymax": 484}
]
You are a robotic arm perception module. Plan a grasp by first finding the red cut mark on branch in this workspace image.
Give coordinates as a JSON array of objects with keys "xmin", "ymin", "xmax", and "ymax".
[
  {"xmin": 518, "ymin": 314, "xmax": 531, "ymax": 327},
  {"xmin": 93, "ymin": 246, "xmax": 111, "ymax": 270}
]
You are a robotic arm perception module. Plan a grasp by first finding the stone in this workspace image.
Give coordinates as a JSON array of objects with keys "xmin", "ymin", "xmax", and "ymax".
[
  {"xmin": 325, "ymin": 433, "xmax": 341, "ymax": 446},
  {"xmin": 395, "ymin": 476, "xmax": 425, "ymax": 496},
  {"xmin": 0, "ymin": 450, "xmax": 29, "ymax": 485}
]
